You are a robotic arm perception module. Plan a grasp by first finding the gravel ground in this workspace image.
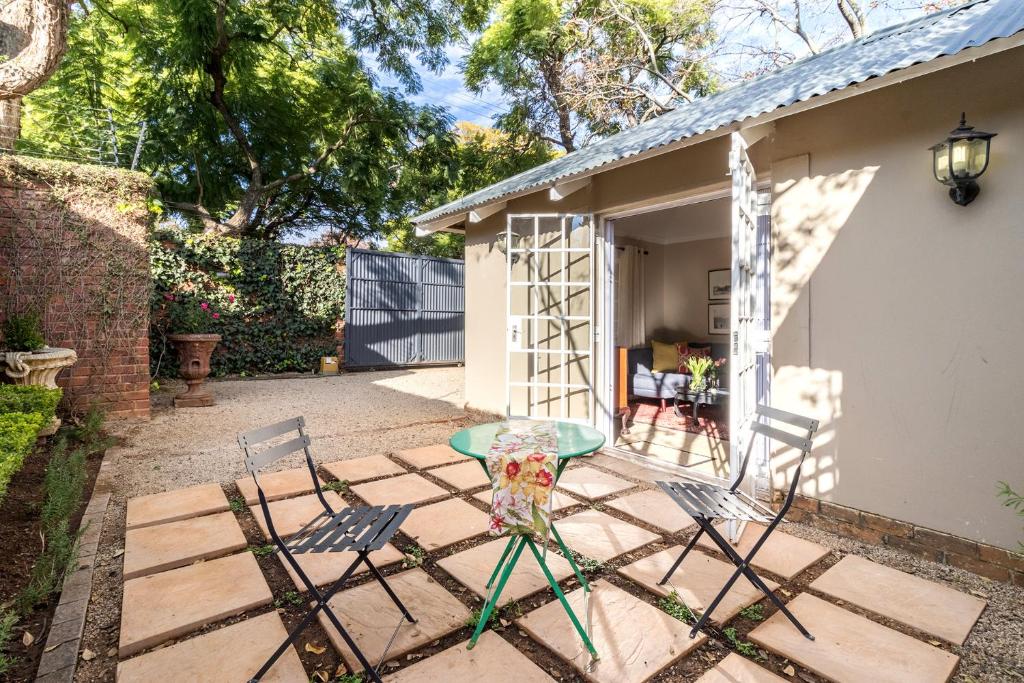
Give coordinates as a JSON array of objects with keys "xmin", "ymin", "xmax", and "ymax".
[{"xmin": 111, "ymin": 366, "xmax": 476, "ymax": 494}]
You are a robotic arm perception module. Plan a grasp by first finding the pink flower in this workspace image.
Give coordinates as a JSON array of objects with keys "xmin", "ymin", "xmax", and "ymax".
[
  {"xmin": 489, "ymin": 515, "xmax": 505, "ymax": 532},
  {"xmin": 535, "ymin": 469, "xmax": 553, "ymax": 487},
  {"xmin": 228, "ymin": 294, "xmax": 236, "ymax": 303},
  {"xmin": 212, "ymin": 313, "xmax": 220, "ymax": 319},
  {"xmin": 200, "ymin": 302, "xmax": 209, "ymax": 310},
  {"xmin": 505, "ymin": 461, "xmax": 521, "ymax": 478},
  {"xmin": 164, "ymin": 293, "xmax": 175, "ymax": 301},
  {"xmin": 527, "ymin": 452, "xmax": 547, "ymax": 462}
]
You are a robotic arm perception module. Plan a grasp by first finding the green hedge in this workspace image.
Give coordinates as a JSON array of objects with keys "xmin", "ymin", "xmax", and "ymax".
[
  {"xmin": 149, "ymin": 229, "xmax": 347, "ymax": 377},
  {"xmin": 0, "ymin": 385, "xmax": 62, "ymax": 423},
  {"xmin": 0, "ymin": 412, "xmax": 45, "ymax": 501}
]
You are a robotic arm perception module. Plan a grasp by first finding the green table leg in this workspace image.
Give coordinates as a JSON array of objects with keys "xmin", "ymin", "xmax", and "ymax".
[
  {"xmin": 524, "ymin": 537, "xmax": 599, "ymax": 659},
  {"xmin": 468, "ymin": 536, "xmax": 527, "ymax": 650},
  {"xmin": 485, "ymin": 536, "xmax": 519, "ymax": 590},
  {"xmin": 549, "ymin": 522, "xmax": 590, "ymax": 593}
]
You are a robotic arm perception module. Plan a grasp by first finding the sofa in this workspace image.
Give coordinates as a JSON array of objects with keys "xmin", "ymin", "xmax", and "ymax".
[{"xmin": 626, "ymin": 342, "xmax": 729, "ymax": 405}]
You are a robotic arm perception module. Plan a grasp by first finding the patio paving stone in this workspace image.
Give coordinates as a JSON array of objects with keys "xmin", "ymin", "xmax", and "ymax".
[
  {"xmin": 516, "ymin": 580, "xmax": 706, "ymax": 683},
  {"xmin": 125, "ymin": 483, "xmax": 229, "ymax": 530},
  {"xmin": 395, "ymin": 443, "xmax": 464, "ymax": 469},
  {"xmin": 123, "ymin": 511, "xmax": 247, "ymax": 579},
  {"xmin": 119, "ymin": 552, "xmax": 272, "ymax": 657},
  {"xmin": 235, "ymin": 467, "xmax": 324, "ymax": 504},
  {"xmin": 278, "ymin": 543, "xmax": 405, "ymax": 591},
  {"xmin": 809, "ymin": 554, "xmax": 986, "ymax": 645},
  {"xmin": 617, "ymin": 547, "xmax": 778, "ymax": 625},
  {"xmin": 249, "ymin": 490, "xmax": 346, "ymax": 540},
  {"xmin": 555, "ymin": 508, "xmax": 661, "ymax": 562},
  {"xmin": 351, "ymin": 473, "xmax": 449, "ymax": 507},
  {"xmin": 116, "ymin": 612, "xmax": 306, "ymax": 683},
  {"xmin": 429, "ymin": 460, "xmax": 490, "ymax": 491},
  {"xmin": 383, "ymin": 631, "xmax": 555, "ymax": 682},
  {"xmin": 605, "ymin": 489, "xmax": 697, "ymax": 533},
  {"xmin": 473, "ymin": 489, "xmax": 578, "ymax": 511},
  {"xmin": 696, "ymin": 522, "xmax": 829, "ymax": 580},
  {"xmin": 400, "ymin": 498, "xmax": 489, "ymax": 550},
  {"xmin": 556, "ymin": 466, "xmax": 634, "ymax": 500},
  {"xmin": 318, "ymin": 568, "xmax": 470, "ymax": 671},
  {"xmin": 437, "ymin": 537, "xmax": 575, "ymax": 603},
  {"xmin": 695, "ymin": 653, "xmax": 787, "ymax": 683},
  {"xmin": 322, "ymin": 455, "xmax": 407, "ymax": 483},
  {"xmin": 748, "ymin": 593, "xmax": 959, "ymax": 683}
]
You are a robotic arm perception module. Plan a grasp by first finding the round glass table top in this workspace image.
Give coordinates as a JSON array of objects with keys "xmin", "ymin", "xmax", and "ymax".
[{"xmin": 449, "ymin": 421, "xmax": 605, "ymax": 460}]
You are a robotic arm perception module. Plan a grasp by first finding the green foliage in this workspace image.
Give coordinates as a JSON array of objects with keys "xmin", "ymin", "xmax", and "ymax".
[
  {"xmin": 722, "ymin": 626, "xmax": 764, "ymax": 660},
  {"xmin": 465, "ymin": 606, "xmax": 502, "ymax": 631},
  {"xmin": 333, "ymin": 674, "xmax": 363, "ymax": 683},
  {"xmin": 274, "ymin": 590, "xmax": 304, "ymax": 609},
  {"xmin": 249, "ymin": 544, "xmax": 276, "ymax": 558},
  {"xmin": 1, "ymin": 311, "xmax": 46, "ymax": 352},
  {"xmin": 402, "ymin": 545, "xmax": 426, "ymax": 568},
  {"xmin": 323, "ymin": 480, "xmax": 349, "ymax": 494},
  {"xmin": 165, "ymin": 294, "xmax": 223, "ymax": 335},
  {"xmin": 570, "ymin": 551, "xmax": 604, "ymax": 573},
  {"xmin": 0, "ymin": 386, "xmax": 62, "ymax": 424},
  {"xmin": 996, "ymin": 481, "xmax": 1024, "ymax": 551},
  {"xmin": 229, "ymin": 496, "xmax": 245, "ymax": 513},
  {"xmin": 658, "ymin": 591, "xmax": 696, "ymax": 624},
  {"xmin": 0, "ymin": 610, "xmax": 17, "ymax": 676},
  {"xmin": 738, "ymin": 603, "xmax": 765, "ymax": 621},
  {"xmin": 149, "ymin": 229, "xmax": 346, "ymax": 377},
  {"xmin": 0, "ymin": 412, "xmax": 45, "ymax": 503}
]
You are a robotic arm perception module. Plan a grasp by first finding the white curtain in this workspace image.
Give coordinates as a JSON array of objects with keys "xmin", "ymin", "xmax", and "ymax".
[{"xmin": 615, "ymin": 245, "xmax": 646, "ymax": 347}]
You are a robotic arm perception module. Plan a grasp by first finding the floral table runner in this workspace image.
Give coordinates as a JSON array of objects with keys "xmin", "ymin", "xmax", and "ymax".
[{"xmin": 485, "ymin": 420, "xmax": 558, "ymax": 537}]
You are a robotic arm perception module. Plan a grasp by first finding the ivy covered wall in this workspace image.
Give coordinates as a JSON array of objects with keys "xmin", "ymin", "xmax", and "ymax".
[{"xmin": 150, "ymin": 230, "xmax": 346, "ymax": 377}]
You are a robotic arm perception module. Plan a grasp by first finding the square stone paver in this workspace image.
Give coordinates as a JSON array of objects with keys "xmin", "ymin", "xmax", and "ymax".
[
  {"xmin": 117, "ymin": 612, "xmax": 305, "ymax": 682},
  {"xmin": 401, "ymin": 498, "xmax": 488, "ymax": 550},
  {"xmin": 383, "ymin": 631, "xmax": 555, "ymax": 682},
  {"xmin": 126, "ymin": 484, "xmax": 229, "ymax": 530},
  {"xmin": 473, "ymin": 489, "xmax": 578, "ymax": 511},
  {"xmin": 605, "ymin": 489, "xmax": 697, "ymax": 533},
  {"xmin": 697, "ymin": 522, "xmax": 829, "ymax": 580},
  {"xmin": 429, "ymin": 460, "xmax": 490, "ymax": 491},
  {"xmin": 748, "ymin": 593, "xmax": 959, "ymax": 683},
  {"xmin": 516, "ymin": 580, "xmax": 706, "ymax": 683},
  {"xmin": 618, "ymin": 547, "xmax": 778, "ymax": 625},
  {"xmin": 235, "ymin": 467, "xmax": 324, "ymax": 504},
  {"xmin": 323, "ymin": 455, "xmax": 407, "ymax": 483},
  {"xmin": 809, "ymin": 555, "xmax": 986, "ymax": 645},
  {"xmin": 278, "ymin": 543, "xmax": 405, "ymax": 591},
  {"xmin": 119, "ymin": 552, "xmax": 273, "ymax": 657},
  {"xmin": 351, "ymin": 473, "xmax": 449, "ymax": 507},
  {"xmin": 123, "ymin": 511, "xmax": 247, "ymax": 580},
  {"xmin": 318, "ymin": 568, "xmax": 470, "ymax": 671},
  {"xmin": 555, "ymin": 509, "xmax": 660, "ymax": 562},
  {"xmin": 695, "ymin": 653, "xmax": 787, "ymax": 683},
  {"xmin": 556, "ymin": 466, "xmax": 634, "ymax": 500},
  {"xmin": 438, "ymin": 538, "xmax": 575, "ymax": 604},
  {"xmin": 249, "ymin": 490, "xmax": 346, "ymax": 540},
  {"xmin": 395, "ymin": 444, "xmax": 464, "ymax": 469}
]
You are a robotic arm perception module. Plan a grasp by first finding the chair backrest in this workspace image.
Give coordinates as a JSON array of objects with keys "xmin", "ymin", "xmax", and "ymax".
[{"xmin": 730, "ymin": 404, "xmax": 819, "ymax": 517}]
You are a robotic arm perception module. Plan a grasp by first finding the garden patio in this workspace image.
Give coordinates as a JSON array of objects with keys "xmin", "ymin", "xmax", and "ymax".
[{"xmin": 57, "ymin": 369, "xmax": 1023, "ymax": 683}]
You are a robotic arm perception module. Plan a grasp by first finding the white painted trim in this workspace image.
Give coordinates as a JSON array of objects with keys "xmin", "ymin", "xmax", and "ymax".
[
  {"xmin": 549, "ymin": 177, "xmax": 590, "ymax": 201},
  {"xmin": 469, "ymin": 201, "xmax": 507, "ymax": 223},
  {"xmin": 415, "ymin": 212, "xmax": 467, "ymax": 235}
]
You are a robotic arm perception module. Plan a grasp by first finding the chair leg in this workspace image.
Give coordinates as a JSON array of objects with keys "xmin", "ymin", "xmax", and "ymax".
[
  {"xmin": 363, "ymin": 553, "xmax": 416, "ymax": 623},
  {"xmin": 658, "ymin": 525, "xmax": 705, "ymax": 585}
]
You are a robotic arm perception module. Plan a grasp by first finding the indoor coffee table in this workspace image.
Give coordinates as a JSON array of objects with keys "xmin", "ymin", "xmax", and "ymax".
[
  {"xmin": 449, "ymin": 421, "xmax": 605, "ymax": 657},
  {"xmin": 674, "ymin": 386, "xmax": 729, "ymax": 421}
]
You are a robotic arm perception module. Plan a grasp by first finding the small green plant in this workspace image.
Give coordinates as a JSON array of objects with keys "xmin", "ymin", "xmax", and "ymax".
[
  {"xmin": 250, "ymin": 544, "xmax": 276, "ymax": 557},
  {"xmin": 229, "ymin": 496, "xmax": 245, "ymax": 512},
  {"xmin": 571, "ymin": 551, "xmax": 604, "ymax": 573},
  {"xmin": 658, "ymin": 591, "xmax": 696, "ymax": 624},
  {"xmin": 465, "ymin": 606, "xmax": 502, "ymax": 631},
  {"xmin": 323, "ymin": 480, "xmax": 349, "ymax": 494},
  {"xmin": 402, "ymin": 545, "xmax": 425, "ymax": 568},
  {"xmin": 333, "ymin": 674, "xmax": 363, "ymax": 683},
  {"xmin": 274, "ymin": 590, "xmax": 304, "ymax": 608},
  {"xmin": 738, "ymin": 604, "xmax": 765, "ymax": 621},
  {"xmin": 996, "ymin": 481, "xmax": 1024, "ymax": 551},
  {"xmin": 0, "ymin": 385, "xmax": 62, "ymax": 422},
  {"xmin": 723, "ymin": 626, "xmax": 764, "ymax": 660},
  {"xmin": 1, "ymin": 311, "xmax": 45, "ymax": 352},
  {"xmin": 0, "ymin": 609, "xmax": 17, "ymax": 676},
  {"xmin": 70, "ymin": 406, "xmax": 115, "ymax": 453}
]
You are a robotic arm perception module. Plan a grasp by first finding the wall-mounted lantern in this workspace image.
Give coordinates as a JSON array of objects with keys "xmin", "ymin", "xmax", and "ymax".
[
  {"xmin": 930, "ymin": 113, "xmax": 996, "ymax": 206},
  {"xmin": 496, "ymin": 230, "xmax": 522, "ymax": 264}
]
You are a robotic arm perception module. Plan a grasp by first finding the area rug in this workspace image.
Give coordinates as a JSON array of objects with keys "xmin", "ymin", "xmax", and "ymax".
[{"xmin": 628, "ymin": 401, "xmax": 729, "ymax": 441}]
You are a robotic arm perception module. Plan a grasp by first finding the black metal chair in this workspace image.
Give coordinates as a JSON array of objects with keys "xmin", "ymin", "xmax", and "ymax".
[
  {"xmin": 238, "ymin": 417, "xmax": 415, "ymax": 683},
  {"xmin": 656, "ymin": 404, "xmax": 819, "ymax": 640}
]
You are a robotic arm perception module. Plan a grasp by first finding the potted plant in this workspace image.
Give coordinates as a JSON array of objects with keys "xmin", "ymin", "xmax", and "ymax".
[
  {"xmin": 0, "ymin": 310, "xmax": 78, "ymax": 395},
  {"xmin": 165, "ymin": 295, "xmax": 222, "ymax": 407}
]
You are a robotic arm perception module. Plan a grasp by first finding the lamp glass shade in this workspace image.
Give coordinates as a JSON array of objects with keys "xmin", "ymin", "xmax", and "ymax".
[{"xmin": 933, "ymin": 144, "xmax": 951, "ymax": 183}]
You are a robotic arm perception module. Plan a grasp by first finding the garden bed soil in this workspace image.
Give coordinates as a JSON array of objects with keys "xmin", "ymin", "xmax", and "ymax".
[{"xmin": 0, "ymin": 440, "xmax": 104, "ymax": 683}]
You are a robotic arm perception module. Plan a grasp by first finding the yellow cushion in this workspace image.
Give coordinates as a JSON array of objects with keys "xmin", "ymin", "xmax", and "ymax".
[{"xmin": 651, "ymin": 340, "xmax": 680, "ymax": 373}]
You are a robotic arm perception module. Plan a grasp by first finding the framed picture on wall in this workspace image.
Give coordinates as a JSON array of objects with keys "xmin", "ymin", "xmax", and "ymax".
[
  {"xmin": 708, "ymin": 269, "xmax": 731, "ymax": 300},
  {"xmin": 708, "ymin": 303, "xmax": 730, "ymax": 335}
]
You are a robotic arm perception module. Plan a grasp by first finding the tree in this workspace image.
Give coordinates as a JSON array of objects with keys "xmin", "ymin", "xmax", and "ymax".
[{"xmin": 465, "ymin": 0, "xmax": 716, "ymax": 152}]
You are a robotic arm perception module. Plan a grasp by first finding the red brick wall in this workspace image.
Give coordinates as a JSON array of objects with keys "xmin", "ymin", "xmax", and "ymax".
[{"xmin": 0, "ymin": 156, "xmax": 154, "ymax": 420}]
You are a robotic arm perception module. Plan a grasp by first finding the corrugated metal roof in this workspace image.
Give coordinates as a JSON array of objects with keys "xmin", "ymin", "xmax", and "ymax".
[{"xmin": 415, "ymin": 0, "xmax": 1024, "ymax": 225}]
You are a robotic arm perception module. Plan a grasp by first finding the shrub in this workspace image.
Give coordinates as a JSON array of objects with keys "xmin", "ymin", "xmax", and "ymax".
[
  {"xmin": 1, "ymin": 311, "xmax": 46, "ymax": 352},
  {"xmin": 0, "ymin": 385, "xmax": 62, "ymax": 422},
  {"xmin": 0, "ymin": 412, "xmax": 45, "ymax": 502}
]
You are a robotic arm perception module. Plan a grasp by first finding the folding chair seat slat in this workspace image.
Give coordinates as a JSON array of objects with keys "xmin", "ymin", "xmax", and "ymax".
[
  {"xmin": 351, "ymin": 505, "xmax": 407, "ymax": 550},
  {"xmin": 318, "ymin": 506, "xmax": 385, "ymax": 552},
  {"xmin": 364, "ymin": 506, "xmax": 412, "ymax": 551},
  {"xmin": 289, "ymin": 507, "xmax": 363, "ymax": 554}
]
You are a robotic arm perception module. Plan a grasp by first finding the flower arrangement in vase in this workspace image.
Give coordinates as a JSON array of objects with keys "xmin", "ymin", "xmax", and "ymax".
[{"xmin": 684, "ymin": 354, "xmax": 726, "ymax": 393}]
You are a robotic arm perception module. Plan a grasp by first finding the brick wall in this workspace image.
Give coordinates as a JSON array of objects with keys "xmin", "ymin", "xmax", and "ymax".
[
  {"xmin": 0, "ymin": 156, "xmax": 154, "ymax": 419},
  {"xmin": 783, "ymin": 494, "xmax": 1024, "ymax": 586}
]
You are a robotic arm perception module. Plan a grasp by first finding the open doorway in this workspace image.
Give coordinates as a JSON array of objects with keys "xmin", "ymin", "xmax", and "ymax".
[{"xmin": 608, "ymin": 194, "xmax": 736, "ymax": 480}]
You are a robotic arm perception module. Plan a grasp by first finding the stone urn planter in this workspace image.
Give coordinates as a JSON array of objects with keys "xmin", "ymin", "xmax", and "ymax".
[
  {"xmin": 1, "ymin": 347, "xmax": 78, "ymax": 435},
  {"xmin": 168, "ymin": 334, "xmax": 221, "ymax": 408}
]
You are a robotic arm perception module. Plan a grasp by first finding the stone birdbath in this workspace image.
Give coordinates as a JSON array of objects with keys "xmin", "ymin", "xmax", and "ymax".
[
  {"xmin": 167, "ymin": 333, "xmax": 221, "ymax": 408},
  {"xmin": 1, "ymin": 346, "xmax": 78, "ymax": 435}
]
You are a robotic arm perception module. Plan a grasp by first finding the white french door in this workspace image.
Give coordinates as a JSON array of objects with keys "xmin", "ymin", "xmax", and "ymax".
[{"xmin": 505, "ymin": 214, "xmax": 596, "ymax": 424}]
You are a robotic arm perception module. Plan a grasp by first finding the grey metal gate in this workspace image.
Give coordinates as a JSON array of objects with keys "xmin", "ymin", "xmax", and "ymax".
[{"xmin": 344, "ymin": 248, "xmax": 465, "ymax": 367}]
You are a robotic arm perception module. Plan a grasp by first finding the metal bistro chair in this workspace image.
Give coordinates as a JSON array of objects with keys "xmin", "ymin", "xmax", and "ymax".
[
  {"xmin": 238, "ymin": 417, "xmax": 416, "ymax": 683},
  {"xmin": 656, "ymin": 404, "xmax": 819, "ymax": 640}
]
